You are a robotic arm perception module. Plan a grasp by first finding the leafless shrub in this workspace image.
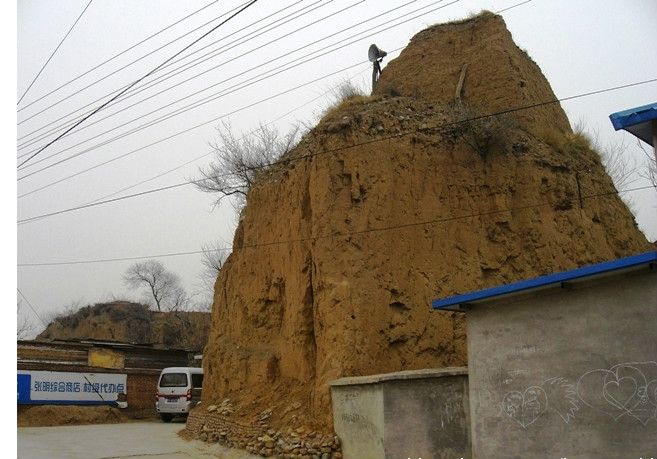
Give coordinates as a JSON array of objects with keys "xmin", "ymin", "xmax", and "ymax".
[
  {"xmin": 50, "ymin": 300, "xmax": 86, "ymax": 328},
  {"xmin": 328, "ymin": 79, "xmax": 365, "ymax": 104},
  {"xmin": 315, "ymin": 79, "xmax": 368, "ymax": 121},
  {"xmin": 444, "ymin": 105, "xmax": 515, "ymax": 157}
]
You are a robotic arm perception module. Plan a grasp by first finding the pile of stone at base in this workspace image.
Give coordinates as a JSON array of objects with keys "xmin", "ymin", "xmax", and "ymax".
[{"xmin": 184, "ymin": 405, "xmax": 342, "ymax": 458}]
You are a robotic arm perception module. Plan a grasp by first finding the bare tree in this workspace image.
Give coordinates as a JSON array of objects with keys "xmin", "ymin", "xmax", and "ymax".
[
  {"xmin": 17, "ymin": 301, "xmax": 35, "ymax": 340},
  {"xmin": 636, "ymin": 139, "xmax": 657, "ymax": 188},
  {"xmin": 583, "ymin": 122, "xmax": 640, "ymax": 214},
  {"xmin": 123, "ymin": 260, "xmax": 188, "ymax": 312},
  {"xmin": 170, "ymin": 286, "xmax": 190, "ymax": 312},
  {"xmin": 201, "ymin": 241, "xmax": 228, "ymax": 280},
  {"xmin": 195, "ymin": 241, "xmax": 230, "ymax": 309},
  {"xmin": 597, "ymin": 137, "xmax": 638, "ymax": 192},
  {"xmin": 193, "ymin": 121, "xmax": 300, "ymax": 210}
]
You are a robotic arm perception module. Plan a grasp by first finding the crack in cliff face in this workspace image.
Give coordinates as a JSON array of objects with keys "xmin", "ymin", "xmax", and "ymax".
[
  {"xmin": 305, "ymin": 255, "xmax": 317, "ymax": 381},
  {"xmin": 200, "ymin": 11, "xmax": 650, "ymax": 434},
  {"xmin": 304, "ymin": 172, "xmax": 317, "ymax": 386}
]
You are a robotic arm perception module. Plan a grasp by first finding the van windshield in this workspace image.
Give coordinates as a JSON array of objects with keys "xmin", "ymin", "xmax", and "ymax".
[{"xmin": 160, "ymin": 373, "xmax": 187, "ymax": 387}]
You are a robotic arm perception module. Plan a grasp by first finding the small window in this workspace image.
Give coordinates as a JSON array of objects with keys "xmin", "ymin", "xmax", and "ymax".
[
  {"xmin": 191, "ymin": 374, "xmax": 204, "ymax": 389},
  {"xmin": 160, "ymin": 373, "xmax": 187, "ymax": 387}
]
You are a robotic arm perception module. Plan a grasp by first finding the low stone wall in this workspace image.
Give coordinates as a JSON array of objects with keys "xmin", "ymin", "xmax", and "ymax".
[
  {"xmin": 330, "ymin": 368, "xmax": 470, "ymax": 459},
  {"xmin": 184, "ymin": 407, "xmax": 343, "ymax": 458}
]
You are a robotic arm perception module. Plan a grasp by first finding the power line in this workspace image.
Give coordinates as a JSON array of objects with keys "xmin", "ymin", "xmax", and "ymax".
[
  {"xmin": 16, "ymin": 75, "xmax": 657, "ymax": 204},
  {"xmin": 17, "ymin": 79, "xmax": 361, "ymax": 225},
  {"xmin": 17, "ymin": 288, "xmax": 48, "ymax": 328},
  {"xmin": 17, "ymin": 72, "xmax": 657, "ymax": 201},
  {"xmin": 14, "ymin": 0, "xmax": 531, "ymax": 164},
  {"xmin": 17, "ymin": 58, "xmax": 371, "ymax": 200},
  {"xmin": 20, "ymin": 4, "xmax": 431, "ymax": 192},
  {"xmin": 83, "ymin": 73, "xmax": 357, "ymax": 206},
  {"xmin": 16, "ymin": 0, "xmax": 238, "ymax": 117},
  {"xmin": 17, "ymin": 0, "xmax": 536, "ymax": 151},
  {"xmin": 16, "ymin": 77, "xmax": 657, "ymax": 223},
  {"xmin": 17, "ymin": 0, "xmax": 312, "ymax": 148},
  {"xmin": 18, "ymin": 0, "xmax": 522, "ymax": 148},
  {"xmin": 18, "ymin": 0, "xmax": 259, "ymax": 168},
  {"xmin": 16, "ymin": 0, "xmax": 336, "ymax": 157},
  {"xmin": 19, "ymin": 181, "xmax": 190, "ymax": 225},
  {"xmin": 17, "ymin": 0, "xmax": 260, "ymax": 169},
  {"xmin": 496, "ymin": 0, "xmax": 533, "ymax": 14},
  {"xmin": 17, "ymin": 0, "xmax": 94, "ymax": 106},
  {"xmin": 16, "ymin": 184, "xmax": 655, "ymax": 267},
  {"xmin": 17, "ymin": 0, "xmax": 219, "ymax": 113},
  {"xmin": 18, "ymin": 0, "xmax": 456, "ymax": 176},
  {"xmin": 16, "ymin": 0, "xmax": 367, "ymax": 163},
  {"xmin": 14, "ymin": 68, "xmax": 369, "ymax": 226}
]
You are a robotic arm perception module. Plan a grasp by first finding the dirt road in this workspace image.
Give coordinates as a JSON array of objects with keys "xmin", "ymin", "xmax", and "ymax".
[{"xmin": 17, "ymin": 420, "xmax": 260, "ymax": 459}]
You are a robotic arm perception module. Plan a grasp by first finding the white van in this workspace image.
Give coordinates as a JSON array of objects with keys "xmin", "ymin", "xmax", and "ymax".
[{"xmin": 155, "ymin": 367, "xmax": 203, "ymax": 422}]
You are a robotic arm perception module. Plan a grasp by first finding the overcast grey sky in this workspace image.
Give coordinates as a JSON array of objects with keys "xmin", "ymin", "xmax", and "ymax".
[{"xmin": 13, "ymin": 0, "xmax": 657, "ymax": 338}]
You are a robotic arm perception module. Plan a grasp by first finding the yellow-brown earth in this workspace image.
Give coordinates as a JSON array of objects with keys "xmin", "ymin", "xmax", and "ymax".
[{"xmin": 200, "ymin": 12, "xmax": 650, "ymax": 434}]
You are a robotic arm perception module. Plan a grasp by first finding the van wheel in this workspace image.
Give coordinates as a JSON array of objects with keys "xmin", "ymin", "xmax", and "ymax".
[{"xmin": 160, "ymin": 414, "xmax": 173, "ymax": 423}]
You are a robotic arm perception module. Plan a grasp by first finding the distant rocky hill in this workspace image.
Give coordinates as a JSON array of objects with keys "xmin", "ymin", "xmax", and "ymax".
[
  {"xmin": 198, "ymin": 11, "xmax": 650, "ymax": 435},
  {"xmin": 37, "ymin": 301, "xmax": 210, "ymax": 351}
]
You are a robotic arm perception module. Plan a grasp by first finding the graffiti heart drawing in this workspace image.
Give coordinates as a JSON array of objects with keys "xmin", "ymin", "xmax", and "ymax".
[
  {"xmin": 577, "ymin": 361, "xmax": 657, "ymax": 425},
  {"xmin": 541, "ymin": 377, "xmax": 580, "ymax": 423},
  {"xmin": 502, "ymin": 386, "xmax": 548, "ymax": 428}
]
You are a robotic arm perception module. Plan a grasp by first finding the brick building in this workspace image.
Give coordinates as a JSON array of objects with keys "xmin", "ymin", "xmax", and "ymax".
[{"xmin": 17, "ymin": 339, "xmax": 198, "ymax": 416}]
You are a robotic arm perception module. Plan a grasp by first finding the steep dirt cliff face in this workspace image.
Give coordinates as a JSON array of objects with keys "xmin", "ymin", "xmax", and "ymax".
[{"xmin": 201, "ymin": 13, "xmax": 650, "ymax": 432}]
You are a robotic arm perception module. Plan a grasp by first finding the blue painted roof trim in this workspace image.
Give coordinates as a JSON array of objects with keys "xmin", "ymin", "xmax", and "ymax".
[
  {"xmin": 432, "ymin": 251, "xmax": 657, "ymax": 310},
  {"xmin": 609, "ymin": 103, "xmax": 657, "ymax": 130},
  {"xmin": 609, "ymin": 103, "xmax": 657, "ymax": 146}
]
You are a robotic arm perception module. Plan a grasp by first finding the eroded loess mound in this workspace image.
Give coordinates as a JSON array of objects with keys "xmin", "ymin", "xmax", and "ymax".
[
  {"xmin": 197, "ymin": 12, "xmax": 650, "ymax": 437},
  {"xmin": 38, "ymin": 301, "xmax": 210, "ymax": 351},
  {"xmin": 374, "ymin": 11, "xmax": 571, "ymax": 134}
]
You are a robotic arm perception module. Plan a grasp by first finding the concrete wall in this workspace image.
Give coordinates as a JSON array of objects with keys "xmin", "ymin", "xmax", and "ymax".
[
  {"xmin": 331, "ymin": 382, "xmax": 385, "ymax": 459},
  {"xmin": 467, "ymin": 267, "xmax": 657, "ymax": 459},
  {"xmin": 331, "ymin": 368, "xmax": 470, "ymax": 459}
]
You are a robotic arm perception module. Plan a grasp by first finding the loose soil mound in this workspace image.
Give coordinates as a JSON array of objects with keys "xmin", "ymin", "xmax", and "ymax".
[
  {"xmin": 198, "ymin": 11, "xmax": 650, "ymax": 436},
  {"xmin": 18, "ymin": 405, "xmax": 131, "ymax": 427}
]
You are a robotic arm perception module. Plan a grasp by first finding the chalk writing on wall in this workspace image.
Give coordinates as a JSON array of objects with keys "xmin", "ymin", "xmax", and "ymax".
[
  {"xmin": 502, "ymin": 386, "xmax": 547, "ymax": 428},
  {"xmin": 577, "ymin": 361, "xmax": 657, "ymax": 426},
  {"xmin": 500, "ymin": 361, "xmax": 656, "ymax": 428}
]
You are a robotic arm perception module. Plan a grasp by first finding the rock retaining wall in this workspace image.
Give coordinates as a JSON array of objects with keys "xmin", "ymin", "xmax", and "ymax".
[{"xmin": 185, "ymin": 407, "xmax": 343, "ymax": 458}]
